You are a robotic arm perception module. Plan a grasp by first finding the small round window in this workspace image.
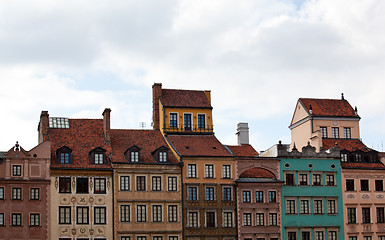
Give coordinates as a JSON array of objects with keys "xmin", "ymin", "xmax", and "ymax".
[
  {"xmin": 285, "ymin": 163, "xmax": 290, "ymax": 168},
  {"xmin": 308, "ymin": 163, "xmax": 313, "ymax": 169},
  {"xmin": 331, "ymin": 164, "xmax": 336, "ymax": 169}
]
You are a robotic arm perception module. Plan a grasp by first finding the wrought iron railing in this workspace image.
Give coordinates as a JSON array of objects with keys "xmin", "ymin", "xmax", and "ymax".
[{"xmin": 163, "ymin": 124, "xmax": 214, "ymax": 133}]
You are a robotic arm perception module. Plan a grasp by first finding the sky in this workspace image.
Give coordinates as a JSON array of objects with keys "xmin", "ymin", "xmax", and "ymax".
[{"xmin": 1, "ymin": 0, "xmax": 385, "ymax": 152}]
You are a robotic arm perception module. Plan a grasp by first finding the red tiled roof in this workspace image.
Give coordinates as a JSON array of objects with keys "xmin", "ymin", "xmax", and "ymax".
[
  {"xmin": 239, "ymin": 167, "xmax": 276, "ymax": 179},
  {"xmin": 166, "ymin": 135, "xmax": 232, "ymax": 157},
  {"xmin": 110, "ymin": 129, "xmax": 178, "ymax": 164},
  {"xmin": 341, "ymin": 162, "xmax": 385, "ymax": 169},
  {"xmin": 160, "ymin": 89, "xmax": 211, "ymax": 108},
  {"xmin": 49, "ymin": 119, "xmax": 112, "ymax": 169},
  {"xmin": 299, "ymin": 98, "xmax": 357, "ymax": 117},
  {"xmin": 226, "ymin": 144, "xmax": 259, "ymax": 157},
  {"xmin": 323, "ymin": 139, "xmax": 371, "ymax": 152}
]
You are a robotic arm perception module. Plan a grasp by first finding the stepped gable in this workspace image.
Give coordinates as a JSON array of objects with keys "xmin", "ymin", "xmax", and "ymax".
[
  {"xmin": 160, "ymin": 89, "xmax": 211, "ymax": 108},
  {"xmin": 226, "ymin": 144, "xmax": 259, "ymax": 157},
  {"xmin": 166, "ymin": 135, "xmax": 232, "ymax": 157},
  {"xmin": 49, "ymin": 119, "xmax": 112, "ymax": 169},
  {"xmin": 300, "ymin": 98, "xmax": 357, "ymax": 117},
  {"xmin": 239, "ymin": 167, "xmax": 276, "ymax": 179},
  {"xmin": 110, "ymin": 129, "xmax": 178, "ymax": 164},
  {"xmin": 322, "ymin": 138, "xmax": 371, "ymax": 152}
]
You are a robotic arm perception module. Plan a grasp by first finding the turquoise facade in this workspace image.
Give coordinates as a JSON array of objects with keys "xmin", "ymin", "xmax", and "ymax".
[{"xmin": 280, "ymin": 157, "xmax": 344, "ymax": 240}]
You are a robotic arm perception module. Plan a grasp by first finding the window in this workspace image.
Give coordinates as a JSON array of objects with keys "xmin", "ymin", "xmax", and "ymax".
[
  {"xmin": 137, "ymin": 237, "xmax": 147, "ymax": 240},
  {"xmin": 0, "ymin": 213, "xmax": 3, "ymax": 226},
  {"xmin": 223, "ymin": 212, "xmax": 233, "ymax": 227},
  {"xmin": 349, "ymin": 237, "xmax": 357, "ymax": 240},
  {"xmin": 188, "ymin": 211, "xmax": 198, "ymax": 227},
  {"xmin": 223, "ymin": 187, "xmax": 232, "ymax": 201},
  {"xmin": 60, "ymin": 153, "xmax": 70, "ymax": 163},
  {"xmin": 243, "ymin": 213, "xmax": 251, "ymax": 226},
  {"xmin": 137, "ymin": 205, "xmax": 147, "ymax": 222},
  {"xmin": 300, "ymin": 200, "xmax": 309, "ymax": 214},
  {"xmin": 77, "ymin": 207, "xmax": 89, "ymax": 224},
  {"xmin": 12, "ymin": 188, "xmax": 21, "ymax": 200},
  {"xmin": 286, "ymin": 199, "xmax": 296, "ymax": 214},
  {"xmin": 222, "ymin": 165, "xmax": 231, "ymax": 178},
  {"xmin": 326, "ymin": 174, "xmax": 335, "ymax": 186},
  {"xmin": 379, "ymin": 237, "xmax": 385, "ymax": 240},
  {"xmin": 377, "ymin": 207, "xmax": 384, "ymax": 223},
  {"xmin": 269, "ymin": 191, "xmax": 276, "ymax": 203},
  {"xmin": 206, "ymin": 187, "xmax": 215, "ymax": 201},
  {"xmin": 76, "ymin": 178, "xmax": 89, "ymax": 194},
  {"xmin": 187, "ymin": 164, "xmax": 197, "ymax": 178},
  {"xmin": 188, "ymin": 186, "xmax": 198, "ymax": 201},
  {"xmin": 159, "ymin": 151, "xmax": 167, "ymax": 162},
  {"xmin": 137, "ymin": 176, "xmax": 146, "ymax": 191},
  {"xmin": 30, "ymin": 188, "xmax": 40, "ymax": 200},
  {"xmin": 361, "ymin": 180, "xmax": 369, "ymax": 191},
  {"xmin": 29, "ymin": 213, "xmax": 40, "ymax": 226},
  {"xmin": 328, "ymin": 231, "xmax": 337, "ymax": 240},
  {"xmin": 94, "ymin": 153, "xmax": 104, "ymax": 165},
  {"xmin": 94, "ymin": 178, "xmax": 106, "ymax": 194},
  {"xmin": 355, "ymin": 153, "xmax": 362, "ymax": 162},
  {"xmin": 364, "ymin": 237, "xmax": 372, "ymax": 240},
  {"xmin": 0, "ymin": 187, "xmax": 3, "ymax": 199},
  {"xmin": 269, "ymin": 213, "xmax": 277, "ymax": 226},
  {"xmin": 288, "ymin": 232, "xmax": 297, "ymax": 240},
  {"xmin": 206, "ymin": 212, "xmax": 216, "ymax": 227},
  {"xmin": 131, "ymin": 151, "xmax": 139, "ymax": 162},
  {"xmin": 168, "ymin": 205, "xmax": 178, "ymax": 222},
  {"xmin": 59, "ymin": 177, "xmax": 71, "ymax": 193},
  {"xmin": 327, "ymin": 200, "xmax": 337, "ymax": 214},
  {"xmin": 256, "ymin": 213, "xmax": 264, "ymax": 226},
  {"xmin": 152, "ymin": 205, "xmax": 162, "ymax": 222},
  {"xmin": 120, "ymin": 176, "xmax": 130, "ymax": 191},
  {"xmin": 332, "ymin": 127, "xmax": 339, "ymax": 138},
  {"xmin": 314, "ymin": 199, "xmax": 323, "ymax": 214},
  {"xmin": 302, "ymin": 232, "xmax": 310, "ymax": 240},
  {"xmin": 313, "ymin": 173, "xmax": 322, "ymax": 186},
  {"xmin": 299, "ymin": 174, "xmax": 308, "ymax": 185},
  {"xmin": 170, "ymin": 113, "xmax": 178, "ymax": 128},
  {"xmin": 346, "ymin": 179, "xmax": 355, "ymax": 191},
  {"xmin": 94, "ymin": 207, "xmax": 106, "ymax": 224},
  {"xmin": 153, "ymin": 237, "xmax": 163, "ymax": 240},
  {"xmin": 12, "ymin": 213, "xmax": 22, "ymax": 226},
  {"xmin": 344, "ymin": 127, "xmax": 351, "ymax": 139},
  {"xmin": 205, "ymin": 164, "xmax": 214, "ymax": 178},
  {"xmin": 120, "ymin": 205, "xmax": 130, "ymax": 222},
  {"xmin": 184, "ymin": 113, "xmax": 192, "ymax": 130},
  {"xmin": 243, "ymin": 191, "xmax": 251, "ymax": 203},
  {"xmin": 152, "ymin": 176, "xmax": 162, "ymax": 191},
  {"xmin": 256, "ymin": 191, "xmax": 264, "ymax": 203},
  {"xmin": 362, "ymin": 207, "xmax": 371, "ymax": 224},
  {"xmin": 168, "ymin": 177, "xmax": 177, "ymax": 191},
  {"xmin": 348, "ymin": 208, "xmax": 356, "ymax": 223},
  {"xmin": 315, "ymin": 231, "xmax": 324, "ymax": 240},
  {"xmin": 376, "ymin": 180, "xmax": 384, "ymax": 191},
  {"xmin": 169, "ymin": 237, "xmax": 178, "ymax": 240},
  {"xmin": 197, "ymin": 114, "xmax": 206, "ymax": 129},
  {"xmin": 57, "ymin": 146, "xmax": 72, "ymax": 164},
  {"xmin": 59, "ymin": 206, "xmax": 71, "ymax": 224},
  {"xmin": 286, "ymin": 173, "xmax": 295, "ymax": 186},
  {"xmin": 341, "ymin": 153, "xmax": 348, "ymax": 162},
  {"xmin": 12, "ymin": 165, "xmax": 21, "ymax": 176},
  {"xmin": 320, "ymin": 127, "xmax": 327, "ymax": 138}
]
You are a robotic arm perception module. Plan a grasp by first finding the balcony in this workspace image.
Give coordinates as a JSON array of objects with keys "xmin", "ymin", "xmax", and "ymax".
[{"xmin": 163, "ymin": 124, "xmax": 214, "ymax": 134}]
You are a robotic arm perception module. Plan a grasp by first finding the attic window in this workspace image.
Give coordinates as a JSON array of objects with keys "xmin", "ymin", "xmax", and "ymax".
[
  {"xmin": 125, "ymin": 146, "xmax": 141, "ymax": 163},
  {"xmin": 89, "ymin": 147, "xmax": 106, "ymax": 165},
  {"xmin": 152, "ymin": 146, "xmax": 169, "ymax": 163},
  {"xmin": 159, "ymin": 151, "xmax": 167, "ymax": 162},
  {"xmin": 56, "ymin": 146, "xmax": 73, "ymax": 164},
  {"xmin": 49, "ymin": 117, "xmax": 69, "ymax": 129}
]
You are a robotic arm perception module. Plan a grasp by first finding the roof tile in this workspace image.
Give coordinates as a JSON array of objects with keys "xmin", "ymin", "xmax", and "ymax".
[
  {"xmin": 300, "ymin": 98, "xmax": 357, "ymax": 117},
  {"xmin": 226, "ymin": 145, "xmax": 259, "ymax": 157},
  {"xmin": 322, "ymin": 138, "xmax": 371, "ymax": 152},
  {"xmin": 239, "ymin": 167, "xmax": 276, "ymax": 179},
  {"xmin": 160, "ymin": 89, "xmax": 211, "ymax": 108}
]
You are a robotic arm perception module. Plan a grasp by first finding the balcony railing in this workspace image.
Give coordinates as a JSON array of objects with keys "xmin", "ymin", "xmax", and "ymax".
[{"xmin": 163, "ymin": 124, "xmax": 214, "ymax": 134}]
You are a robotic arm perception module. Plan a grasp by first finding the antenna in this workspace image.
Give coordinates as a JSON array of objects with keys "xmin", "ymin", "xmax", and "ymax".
[{"xmin": 139, "ymin": 122, "xmax": 146, "ymax": 129}]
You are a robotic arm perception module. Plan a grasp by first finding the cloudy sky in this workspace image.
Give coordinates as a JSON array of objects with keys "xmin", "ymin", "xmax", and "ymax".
[{"xmin": 1, "ymin": 0, "xmax": 385, "ymax": 152}]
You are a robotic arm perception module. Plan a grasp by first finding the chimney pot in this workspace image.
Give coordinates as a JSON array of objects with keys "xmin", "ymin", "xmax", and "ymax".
[{"xmin": 237, "ymin": 122, "xmax": 249, "ymax": 145}]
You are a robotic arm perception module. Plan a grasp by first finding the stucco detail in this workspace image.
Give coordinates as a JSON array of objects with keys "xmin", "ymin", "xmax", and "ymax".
[{"xmin": 277, "ymin": 141, "xmax": 340, "ymax": 158}]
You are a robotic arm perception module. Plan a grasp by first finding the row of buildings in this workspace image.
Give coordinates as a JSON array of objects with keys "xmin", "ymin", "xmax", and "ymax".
[{"xmin": 0, "ymin": 84, "xmax": 384, "ymax": 240}]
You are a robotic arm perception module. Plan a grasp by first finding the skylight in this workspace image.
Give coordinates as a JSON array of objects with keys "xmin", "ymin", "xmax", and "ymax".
[{"xmin": 49, "ymin": 117, "xmax": 70, "ymax": 129}]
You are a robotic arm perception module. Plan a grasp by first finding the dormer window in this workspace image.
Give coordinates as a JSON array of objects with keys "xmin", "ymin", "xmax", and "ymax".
[
  {"xmin": 89, "ymin": 147, "xmax": 106, "ymax": 165},
  {"xmin": 125, "ymin": 146, "xmax": 141, "ymax": 162},
  {"xmin": 56, "ymin": 146, "xmax": 73, "ymax": 164},
  {"xmin": 152, "ymin": 146, "xmax": 169, "ymax": 163},
  {"xmin": 159, "ymin": 151, "xmax": 167, "ymax": 162}
]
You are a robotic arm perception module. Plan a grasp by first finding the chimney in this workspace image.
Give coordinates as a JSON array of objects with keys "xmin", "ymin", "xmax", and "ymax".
[
  {"xmin": 103, "ymin": 108, "xmax": 111, "ymax": 142},
  {"xmin": 204, "ymin": 90, "xmax": 211, "ymax": 105},
  {"xmin": 236, "ymin": 122, "xmax": 249, "ymax": 145},
  {"xmin": 38, "ymin": 111, "xmax": 49, "ymax": 143},
  {"xmin": 152, "ymin": 83, "xmax": 162, "ymax": 130}
]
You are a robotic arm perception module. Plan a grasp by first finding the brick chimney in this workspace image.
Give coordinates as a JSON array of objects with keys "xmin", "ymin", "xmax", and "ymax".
[
  {"xmin": 204, "ymin": 90, "xmax": 211, "ymax": 105},
  {"xmin": 152, "ymin": 83, "xmax": 162, "ymax": 130},
  {"xmin": 38, "ymin": 111, "xmax": 49, "ymax": 143},
  {"xmin": 103, "ymin": 108, "xmax": 111, "ymax": 142},
  {"xmin": 236, "ymin": 123, "xmax": 249, "ymax": 145}
]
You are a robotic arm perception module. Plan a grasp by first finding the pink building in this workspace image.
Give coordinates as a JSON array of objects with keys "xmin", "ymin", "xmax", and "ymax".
[{"xmin": 0, "ymin": 141, "xmax": 51, "ymax": 240}]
